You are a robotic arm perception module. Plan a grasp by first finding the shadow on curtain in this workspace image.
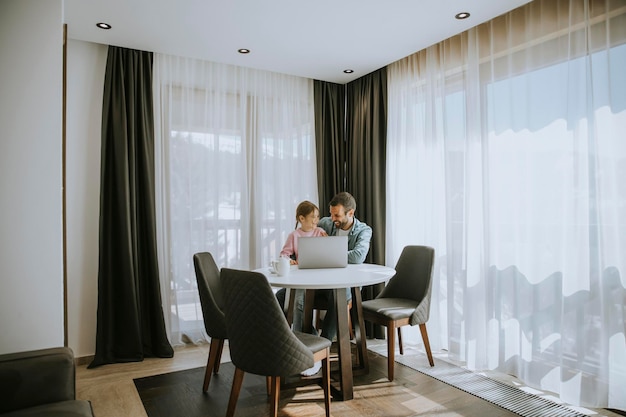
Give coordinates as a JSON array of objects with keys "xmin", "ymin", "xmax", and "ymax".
[{"xmin": 90, "ymin": 46, "xmax": 173, "ymax": 368}]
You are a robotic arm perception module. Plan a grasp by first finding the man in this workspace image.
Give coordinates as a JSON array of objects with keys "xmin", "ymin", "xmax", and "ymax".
[
  {"xmin": 312, "ymin": 191, "xmax": 372, "ymax": 340},
  {"xmin": 294, "ymin": 191, "xmax": 372, "ymax": 376},
  {"xmin": 293, "ymin": 191, "xmax": 372, "ymax": 334},
  {"xmin": 317, "ymin": 192, "xmax": 372, "ymax": 264}
]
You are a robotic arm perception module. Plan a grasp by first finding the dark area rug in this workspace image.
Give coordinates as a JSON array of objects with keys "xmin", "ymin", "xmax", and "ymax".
[{"xmin": 134, "ymin": 362, "xmax": 270, "ymax": 417}]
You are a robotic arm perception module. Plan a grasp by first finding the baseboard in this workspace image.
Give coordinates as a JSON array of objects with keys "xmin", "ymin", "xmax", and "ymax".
[{"xmin": 75, "ymin": 355, "xmax": 94, "ymax": 366}]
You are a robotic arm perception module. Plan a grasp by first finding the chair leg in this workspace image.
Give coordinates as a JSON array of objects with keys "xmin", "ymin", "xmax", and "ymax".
[
  {"xmin": 269, "ymin": 376, "xmax": 281, "ymax": 417},
  {"xmin": 386, "ymin": 322, "xmax": 396, "ymax": 381},
  {"xmin": 419, "ymin": 323, "xmax": 435, "ymax": 366},
  {"xmin": 214, "ymin": 338, "xmax": 224, "ymax": 373},
  {"xmin": 397, "ymin": 327, "xmax": 403, "ymax": 355},
  {"xmin": 203, "ymin": 337, "xmax": 223, "ymax": 392},
  {"xmin": 226, "ymin": 367, "xmax": 245, "ymax": 417},
  {"xmin": 321, "ymin": 353, "xmax": 331, "ymax": 417}
]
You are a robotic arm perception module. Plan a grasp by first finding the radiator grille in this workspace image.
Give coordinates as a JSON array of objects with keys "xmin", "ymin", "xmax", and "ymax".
[{"xmin": 393, "ymin": 354, "xmax": 589, "ymax": 417}]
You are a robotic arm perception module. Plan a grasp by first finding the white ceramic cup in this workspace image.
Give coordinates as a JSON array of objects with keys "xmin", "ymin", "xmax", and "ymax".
[{"xmin": 276, "ymin": 256, "xmax": 290, "ymax": 276}]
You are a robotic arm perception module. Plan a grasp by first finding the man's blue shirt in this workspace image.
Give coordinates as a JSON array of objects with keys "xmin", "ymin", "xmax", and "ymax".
[{"xmin": 318, "ymin": 217, "xmax": 372, "ymax": 264}]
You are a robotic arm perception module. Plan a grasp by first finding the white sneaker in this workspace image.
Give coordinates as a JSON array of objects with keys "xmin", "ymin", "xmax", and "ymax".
[{"xmin": 301, "ymin": 360, "xmax": 322, "ymax": 377}]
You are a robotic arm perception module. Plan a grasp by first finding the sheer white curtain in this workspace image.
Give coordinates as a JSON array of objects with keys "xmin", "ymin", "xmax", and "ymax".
[
  {"xmin": 386, "ymin": 0, "xmax": 626, "ymax": 409},
  {"xmin": 153, "ymin": 55, "xmax": 318, "ymax": 344}
]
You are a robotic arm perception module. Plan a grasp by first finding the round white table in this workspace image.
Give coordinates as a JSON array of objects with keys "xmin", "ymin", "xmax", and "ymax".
[{"xmin": 254, "ymin": 263, "xmax": 395, "ymax": 400}]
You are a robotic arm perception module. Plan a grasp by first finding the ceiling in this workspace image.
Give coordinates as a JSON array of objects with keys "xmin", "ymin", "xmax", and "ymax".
[{"xmin": 64, "ymin": 0, "xmax": 531, "ymax": 84}]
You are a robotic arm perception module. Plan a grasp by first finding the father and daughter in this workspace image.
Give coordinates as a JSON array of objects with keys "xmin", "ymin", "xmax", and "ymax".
[{"xmin": 276, "ymin": 192, "xmax": 373, "ymax": 375}]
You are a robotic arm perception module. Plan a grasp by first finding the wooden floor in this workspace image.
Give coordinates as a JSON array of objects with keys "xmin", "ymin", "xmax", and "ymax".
[{"xmin": 76, "ymin": 341, "xmax": 624, "ymax": 417}]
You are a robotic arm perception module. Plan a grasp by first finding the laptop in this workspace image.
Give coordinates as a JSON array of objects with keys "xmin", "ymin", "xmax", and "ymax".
[{"xmin": 297, "ymin": 236, "xmax": 348, "ymax": 269}]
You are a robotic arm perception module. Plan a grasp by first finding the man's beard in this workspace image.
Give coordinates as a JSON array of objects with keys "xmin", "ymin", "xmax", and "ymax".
[{"xmin": 335, "ymin": 218, "xmax": 349, "ymax": 230}]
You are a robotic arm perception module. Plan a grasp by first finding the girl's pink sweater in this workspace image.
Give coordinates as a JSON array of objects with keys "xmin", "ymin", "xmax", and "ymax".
[{"xmin": 279, "ymin": 227, "xmax": 327, "ymax": 259}]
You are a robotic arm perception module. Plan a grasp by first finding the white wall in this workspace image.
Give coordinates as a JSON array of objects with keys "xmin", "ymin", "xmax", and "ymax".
[
  {"xmin": 66, "ymin": 39, "xmax": 106, "ymax": 358},
  {"xmin": 0, "ymin": 1, "xmax": 105, "ymax": 358},
  {"xmin": 0, "ymin": 0, "xmax": 64, "ymax": 354}
]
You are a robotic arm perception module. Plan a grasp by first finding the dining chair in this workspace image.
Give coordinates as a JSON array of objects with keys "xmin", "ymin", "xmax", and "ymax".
[
  {"xmin": 361, "ymin": 245, "xmax": 435, "ymax": 381},
  {"xmin": 193, "ymin": 252, "xmax": 227, "ymax": 392},
  {"xmin": 220, "ymin": 268, "xmax": 331, "ymax": 417}
]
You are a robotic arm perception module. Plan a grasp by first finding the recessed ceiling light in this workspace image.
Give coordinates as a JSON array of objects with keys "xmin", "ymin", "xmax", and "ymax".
[
  {"xmin": 455, "ymin": 12, "xmax": 470, "ymax": 20},
  {"xmin": 343, "ymin": 69, "xmax": 354, "ymax": 74},
  {"xmin": 96, "ymin": 22, "xmax": 112, "ymax": 29},
  {"xmin": 238, "ymin": 48, "xmax": 250, "ymax": 54}
]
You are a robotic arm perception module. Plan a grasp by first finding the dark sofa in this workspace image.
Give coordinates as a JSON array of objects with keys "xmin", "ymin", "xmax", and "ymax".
[{"xmin": 0, "ymin": 347, "xmax": 94, "ymax": 417}]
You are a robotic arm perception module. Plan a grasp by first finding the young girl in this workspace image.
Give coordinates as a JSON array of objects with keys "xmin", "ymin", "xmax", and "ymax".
[
  {"xmin": 276, "ymin": 201, "xmax": 327, "ymax": 376},
  {"xmin": 279, "ymin": 200, "xmax": 327, "ymax": 264}
]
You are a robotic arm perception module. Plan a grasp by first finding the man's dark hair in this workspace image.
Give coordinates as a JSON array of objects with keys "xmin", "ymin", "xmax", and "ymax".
[{"xmin": 329, "ymin": 192, "xmax": 356, "ymax": 212}]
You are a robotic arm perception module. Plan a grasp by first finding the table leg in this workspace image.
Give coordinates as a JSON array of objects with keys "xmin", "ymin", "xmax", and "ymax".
[
  {"xmin": 351, "ymin": 287, "xmax": 369, "ymax": 374},
  {"xmin": 302, "ymin": 289, "xmax": 315, "ymax": 334},
  {"xmin": 334, "ymin": 287, "xmax": 353, "ymax": 400},
  {"xmin": 286, "ymin": 289, "xmax": 296, "ymax": 327}
]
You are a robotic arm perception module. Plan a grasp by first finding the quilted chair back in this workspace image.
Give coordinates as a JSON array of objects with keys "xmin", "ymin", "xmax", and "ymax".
[
  {"xmin": 193, "ymin": 252, "xmax": 227, "ymax": 339},
  {"xmin": 378, "ymin": 245, "xmax": 435, "ymax": 325},
  {"xmin": 221, "ymin": 268, "xmax": 314, "ymax": 377}
]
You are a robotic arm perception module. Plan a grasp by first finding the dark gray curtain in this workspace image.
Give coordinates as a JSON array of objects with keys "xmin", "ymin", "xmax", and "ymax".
[
  {"xmin": 313, "ymin": 80, "xmax": 346, "ymax": 208},
  {"xmin": 89, "ymin": 46, "xmax": 173, "ymax": 368},
  {"xmin": 346, "ymin": 68, "xmax": 387, "ymax": 266},
  {"xmin": 314, "ymin": 70, "xmax": 388, "ymax": 338},
  {"xmin": 346, "ymin": 68, "xmax": 388, "ymax": 338}
]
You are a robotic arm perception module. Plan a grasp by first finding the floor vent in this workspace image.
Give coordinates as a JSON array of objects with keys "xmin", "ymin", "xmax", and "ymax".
[
  {"xmin": 378, "ymin": 347, "xmax": 591, "ymax": 417},
  {"xmin": 411, "ymin": 364, "xmax": 588, "ymax": 417}
]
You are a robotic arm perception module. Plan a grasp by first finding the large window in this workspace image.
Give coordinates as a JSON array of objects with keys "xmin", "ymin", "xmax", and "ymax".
[
  {"xmin": 386, "ymin": 0, "xmax": 626, "ymax": 409},
  {"xmin": 153, "ymin": 57, "xmax": 318, "ymax": 344}
]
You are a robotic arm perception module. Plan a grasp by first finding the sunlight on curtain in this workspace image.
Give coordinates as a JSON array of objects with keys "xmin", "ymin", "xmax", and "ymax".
[
  {"xmin": 153, "ymin": 55, "xmax": 318, "ymax": 345},
  {"xmin": 386, "ymin": 0, "xmax": 626, "ymax": 409}
]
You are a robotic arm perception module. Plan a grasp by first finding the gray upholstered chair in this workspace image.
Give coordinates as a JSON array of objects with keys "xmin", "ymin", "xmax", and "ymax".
[
  {"xmin": 0, "ymin": 347, "xmax": 94, "ymax": 416},
  {"xmin": 361, "ymin": 245, "xmax": 435, "ymax": 381},
  {"xmin": 221, "ymin": 268, "xmax": 331, "ymax": 417},
  {"xmin": 193, "ymin": 252, "xmax": 227, "ymax": 392}
]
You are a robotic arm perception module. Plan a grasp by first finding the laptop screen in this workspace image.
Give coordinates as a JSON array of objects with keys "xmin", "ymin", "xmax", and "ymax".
[{"xmin": 297, "ymin": 236, "xmax": 348, "ymax": 269}]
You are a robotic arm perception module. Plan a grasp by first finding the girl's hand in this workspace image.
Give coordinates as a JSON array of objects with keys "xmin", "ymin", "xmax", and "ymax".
[{"xmin": 290, "ymin": 259, "xmax": 298, "ymax": 265}]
